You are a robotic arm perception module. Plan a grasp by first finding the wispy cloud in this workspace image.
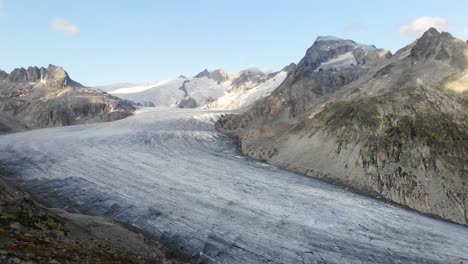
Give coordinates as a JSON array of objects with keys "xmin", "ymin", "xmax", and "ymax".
[
  {"xmin": 51, "ymin": 18, "xmax": 80, "ymax": 35},
  {"xmin": 400, "ymin": 16, "xmax": 449, "ymax": 38},
  {"xmin": 246, "ymin": 65, "xmax": 273, "ymax": 74},
  {"xmin": 343, "ymin": 23, "xmax": 368, "ymax": 33},
  {"xmin": 464, "ymin": 28, "xmax": 468, "ymax": 35}
]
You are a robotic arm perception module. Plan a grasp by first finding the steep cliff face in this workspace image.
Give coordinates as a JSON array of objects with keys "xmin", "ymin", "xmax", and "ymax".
[
  {"xmin": 0, "ymin": 65, "xmax": 134, "ymax": 132},
  {"xmin": 219, "ymin": 28, "xmax": 468, "ymax": 225}
]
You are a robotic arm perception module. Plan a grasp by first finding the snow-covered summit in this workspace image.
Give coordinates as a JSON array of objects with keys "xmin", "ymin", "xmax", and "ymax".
[
  {"xmin": 315, "ymin": 36, "xmax": 344, "ymax": 42},
  {"xmin": 297, "ymin": 35, "xmax": 391, "ymax": 73}
]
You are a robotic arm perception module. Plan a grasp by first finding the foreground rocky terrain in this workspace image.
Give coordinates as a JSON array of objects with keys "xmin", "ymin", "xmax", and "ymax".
[
  {"xmin": 0, "ymin": 65, "xmax": 135, "ymax": 133},
  {"xmin": 0, "ymin": 108, "xmax": 467, "ymax": 263},
  {"xmin": 0, "ymin": 170, "xmax": 189, "ymax": 263},
  {"xmin": 219, "ymin": 28, "xmax": 468, "ymax": 225}
]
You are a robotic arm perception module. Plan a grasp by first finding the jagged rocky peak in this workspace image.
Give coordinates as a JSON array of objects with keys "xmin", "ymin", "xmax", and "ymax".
[
  {"xmin": 8, "ymin": 67, "xmax": 44, "ymax": 83},
  {"xmin": 296, "ymin": 35, "xmax": 391, "ymax": 74},
  {"xmin": 0, "ymin": 64, "xmax": 83, "ymax": 89},
  {"xmin": 44, "ymin": 64, "xmax": 68, "ymax": 82},
  {"xmin": 43, "ymin": 64, "xmax": 84, "ymax": 89},
  {"xmin": 194, "ymin": 69, "xmax": 210, "ymax": 78},
  {"xmin": 410, "ymin": 27, "xmax": 467, "ymax": 66},
  {"xmin": 194, "ymin": 68, "xmax": 233, "ymax": 83}
]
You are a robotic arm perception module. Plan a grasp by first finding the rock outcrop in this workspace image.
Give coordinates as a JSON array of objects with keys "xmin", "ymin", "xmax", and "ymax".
[
  {"xmin": 219, "ymin": 28, "xmax": 468, "ymax": 225},
  {"xmin": 0, "ymin": 64, "xmax": 134, "ymax": 132},
  {"xmin": 176, "ymin": 97, "xmax": 198, "ymax": 108},
  {"xmin": 194, "ymin": 68, "xmax": 233, "ymax": 83}
]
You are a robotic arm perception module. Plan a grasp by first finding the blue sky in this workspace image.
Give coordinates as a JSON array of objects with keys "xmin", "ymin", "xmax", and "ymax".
[{"xmin": 0, "ymin": 0, "xmax": 467, "ymax": 85}]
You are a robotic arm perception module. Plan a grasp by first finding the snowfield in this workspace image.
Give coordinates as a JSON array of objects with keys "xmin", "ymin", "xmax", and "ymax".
[
  {"xmin": 207, "ymin": 71, "xmax": 288, "ymax": 110},
  {"xmin": 0, "ymin": 108, "xmax": 467, "ymax": 264},
  {"xmin": 104, "ymin": 77, "xmax": 231, "ymax": 107}
]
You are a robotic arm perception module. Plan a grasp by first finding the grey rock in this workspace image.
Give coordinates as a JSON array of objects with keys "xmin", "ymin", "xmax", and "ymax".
[
  {"xmin": 176, "ymin": 97, "xmax": 198, "ymax": 108},
  {"xmin": 194, "ymin": 69, "xmax": 210, "ymax": 78}
]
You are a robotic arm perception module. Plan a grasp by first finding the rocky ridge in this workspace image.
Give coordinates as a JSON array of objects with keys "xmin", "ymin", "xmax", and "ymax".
[{"xmin": 0, "ymin": 65, "xmax": 134, "ymax": 133}]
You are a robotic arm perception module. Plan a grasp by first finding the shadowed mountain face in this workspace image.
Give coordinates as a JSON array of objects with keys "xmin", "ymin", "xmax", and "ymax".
[
  {"xmin": 0, "ymin": 65, "xmax": 134, "ymax": 133},
  {"xmin": 219, "ymin": 28, "xmax": 468, "ymax": 225}
]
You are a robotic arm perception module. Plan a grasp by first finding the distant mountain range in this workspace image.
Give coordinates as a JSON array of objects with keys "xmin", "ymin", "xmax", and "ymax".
[
  {"xmin": 219, "ymin": 28, "xmax": 468, "ymax": 225},
  {"xmin": 97, "ymin": 67, "xmax": 294, "ymax": 110}
]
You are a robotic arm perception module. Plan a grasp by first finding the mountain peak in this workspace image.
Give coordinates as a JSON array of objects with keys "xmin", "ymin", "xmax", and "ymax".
[
  {"xmin": 409, "ymin": 27, "xmax": 463, "ymax": 64},
  {"xmin": 296, "ymin": 36, "xmax": 385, "ymax": 73},
  {"xmin": 0, "ymin": 64, "xmax": 83, "ymax": 89},
  {"xmin": 194, "ymin": 68, "xmax": 232, "ymax": 83},
  {"xmin": 44, "ymin": 64, "xmax": 84, "ymax": 89},
  {"xmin": 194, "ymin": 69, "xmax": 210, "ymax": 78},
  {"xmin": 45, "ymin": 64, "xmax": 69, "ymax": 80},
  {"xmin": 423, "ymin": 27, "xmax": 440, "ymax": 36}
]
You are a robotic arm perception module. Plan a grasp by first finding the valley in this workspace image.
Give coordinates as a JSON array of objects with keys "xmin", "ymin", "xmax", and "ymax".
[{"xmin": 0, "ymin": 108, "xmax": 467, "ymax": 264}]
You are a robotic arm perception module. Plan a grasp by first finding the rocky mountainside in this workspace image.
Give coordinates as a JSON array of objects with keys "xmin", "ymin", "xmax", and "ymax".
[
  {"xmin": 219, "ymin": 28, "xmax": 468, "ymax": 225},
  {"xmin": 0, "ymin": 65, "xmax": 134, "ymax": 133}
]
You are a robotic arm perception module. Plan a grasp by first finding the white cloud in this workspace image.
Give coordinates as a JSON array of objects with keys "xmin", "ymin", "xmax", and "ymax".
[
  {"xmin": 51, "ymin": 18, "xmax": 80, "ymax": 35},
  {"xmin": 400, "ymin": 16, "xmax": 449, "ymax": 38},
  {"xmin": 464, "ymin": 28, "xmax": 468, "ymax": 35}
]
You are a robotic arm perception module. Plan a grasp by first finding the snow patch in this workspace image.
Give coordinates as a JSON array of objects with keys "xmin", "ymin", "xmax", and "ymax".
[
  {"xmin": 315, "ymin": 52, "xmax": 357, "ymax": 72},
  {"xmin": 316, "ymin": 36, "xmax": 343, "ymax": 42},
  {"xmin": 110, "ymin": 80, "xmax": 171, "ymax": 94},
  {"xmin": 208, "ymin": 71, "xmax": 288, "ymax": 110}
]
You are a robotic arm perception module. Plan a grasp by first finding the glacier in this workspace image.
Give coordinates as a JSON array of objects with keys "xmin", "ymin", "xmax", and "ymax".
[{"xmin": 0, "ymin": 108, "xmax": 467, "ymax": 264}]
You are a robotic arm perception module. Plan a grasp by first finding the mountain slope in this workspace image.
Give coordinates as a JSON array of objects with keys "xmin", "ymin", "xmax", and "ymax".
[
  {"xmin": 219, "ymin": 28, "xmax": 468, "ymax": 225},
  {"xmin": 0, "ymin": 65, "xmax": 134, "ymax": 132},
  {"xmin": 207, "ymin": 65, "xmax": 295, "ymax": 110}
]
